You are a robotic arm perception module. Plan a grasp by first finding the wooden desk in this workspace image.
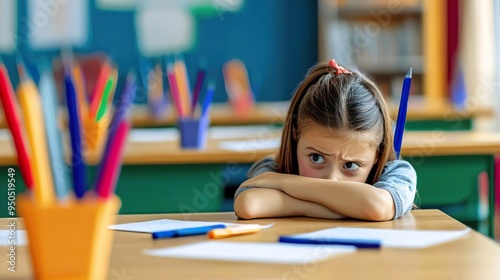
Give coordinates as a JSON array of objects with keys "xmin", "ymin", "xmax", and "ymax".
[{"xmin": 1, "ymin": 210, "xmax": 499, "ymax": 280}]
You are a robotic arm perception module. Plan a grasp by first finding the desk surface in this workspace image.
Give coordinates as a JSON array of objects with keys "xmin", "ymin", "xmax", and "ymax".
[
  {"xmin": 1, "ymin": 127, "xmax": 500, "ymax": 165},
  {"xmin": 1, "ymin": 210, "xmax": 499, "ymax": 280}
]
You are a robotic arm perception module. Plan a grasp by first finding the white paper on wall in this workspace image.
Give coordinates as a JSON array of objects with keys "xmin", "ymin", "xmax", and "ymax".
[
  {"xmin": 28, "ymin": 0, "xmax": 89, "ymax": 49},
  {"xmin": 0, "ymin": 0, "xmax": 17, "ymax": 53},
  {"xmin": 135, "ymin": 6, "xmax": 194, "ymax": 56}
]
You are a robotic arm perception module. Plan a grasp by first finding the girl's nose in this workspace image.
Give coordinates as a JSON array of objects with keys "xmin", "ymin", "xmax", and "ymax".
[{"xmin": 326, "ymin": 169, "xmax": 341, "ymax": 181}]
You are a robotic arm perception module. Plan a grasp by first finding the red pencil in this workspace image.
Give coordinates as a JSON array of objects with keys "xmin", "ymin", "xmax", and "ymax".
[
  {"xmin": 89, "ymin": 60, "xmax": 111, "ymax": 120},
  {"xmin": 95, "ymin": 119, "xmax": 130, "ymax": 199},
  {"xmin": 0, "ymin": 65, "xmax": 34, "ymax": 189}
]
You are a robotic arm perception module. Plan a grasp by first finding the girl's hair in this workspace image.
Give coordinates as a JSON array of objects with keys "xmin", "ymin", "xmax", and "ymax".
[{"xmin": 276, "ymin": 61, "xmax": 396, "ymax": 184}]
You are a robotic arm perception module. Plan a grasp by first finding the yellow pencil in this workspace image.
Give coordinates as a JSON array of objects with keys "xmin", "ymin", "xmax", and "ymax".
[
  {"xmin": 73, "ymin": 64, "xmax": 89, "ymax": 120},
  {"xmin": 17, "ymin": 74, "xmax": 55, "ymax": 205}
]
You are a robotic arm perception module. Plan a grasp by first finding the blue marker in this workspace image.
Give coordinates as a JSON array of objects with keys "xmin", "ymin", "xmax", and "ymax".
[
  {"xmin": 152, "ymin": 224, "xmax": 226, "ymax": 239},
  {"xmin": 279, "ymin": 236, "xmax": 381, "ymax": 249},
  {"xmin": 394, "ymin": 67, "xmax": 412, "ymax": 159}
]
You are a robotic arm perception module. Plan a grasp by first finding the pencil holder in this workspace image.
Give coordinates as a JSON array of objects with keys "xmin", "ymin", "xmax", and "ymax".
[
  {"xmin": 177, "ymin": 116, "xmax": 209, "ymax": 149},
  {"xmin": 17, "ymin": 193, "xmax": 121, "ymax": 280}
]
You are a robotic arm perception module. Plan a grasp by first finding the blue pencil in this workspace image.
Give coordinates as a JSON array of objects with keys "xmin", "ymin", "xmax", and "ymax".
[
  {"xmin": 394, "ymin": 67, "xmax": 412, "ymax": 159},
  {"xmin": 64, "ymin": 68, "xmax": 87, "ymax": 199},
  {"xmin": 39, "ymin": 64, "xmax": 71, "ymax": 199},
  {"xmin": 109, "ymin": 71, "xmax": 137, "ymax": 132},
  {"xmin": 200, "ymin": 81, "xmax": 215, "ymax": 120}
]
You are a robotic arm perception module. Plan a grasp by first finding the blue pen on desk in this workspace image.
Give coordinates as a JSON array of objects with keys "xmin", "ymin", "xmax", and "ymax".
[
  {"xmin": 152, "ymin": 224, "xmax": 226, "ymax": 239},
  {"xmin": 64, "ymin": 67, "xmax": 87, "ymax": 199},
  {"xmin": 393, "ymin": 67, "xmax": 412, "ymax": 159},
  {"xmin": 278, "ymin": 236, "xmax": 381, "ymax": 249}
]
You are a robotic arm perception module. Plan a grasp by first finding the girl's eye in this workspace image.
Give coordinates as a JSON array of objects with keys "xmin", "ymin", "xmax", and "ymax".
[
  {"xmin": 309, "ymin": 154, "xmax": 325, "ymax": 165},
  {"xmin": 343, "ymin": 162, "xmax": 360, "ymax": 171}
]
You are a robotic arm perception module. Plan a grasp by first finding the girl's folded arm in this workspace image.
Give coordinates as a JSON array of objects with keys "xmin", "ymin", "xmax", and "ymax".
[
  {"xmin": 278, "ymin": 176, "xmax": 395, "ymax": 221},
  {"xmin": 234, "ymin": 188, "xmax": 345, "ymax": 220}
]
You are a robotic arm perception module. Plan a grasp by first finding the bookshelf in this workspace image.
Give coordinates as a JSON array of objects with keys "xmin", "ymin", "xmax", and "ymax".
[{"xmin": 319, "ymin": 0, "xmax": 445, "ymax": 107}]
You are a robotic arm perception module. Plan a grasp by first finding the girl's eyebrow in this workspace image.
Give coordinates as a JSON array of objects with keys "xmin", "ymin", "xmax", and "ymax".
[
  {"xmin": 340, "ymin": 156, "xmax": 369, "ymax": 164},
  {"xmin": 305, "ymin": 147, "xmax": 369, "ymax": 164},
  {"xmin": 305, "ymin": 146, "xmax": 333, "ymax": 156}
]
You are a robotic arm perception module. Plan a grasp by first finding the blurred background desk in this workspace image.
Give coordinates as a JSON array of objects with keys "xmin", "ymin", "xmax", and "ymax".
[
  {"xmin": 1, "ymin": 128, "xmax": 499, "ymax": 237},
  {"xmin": 62, "ymin": 100, "xmax": 491, "ymax": 130}
]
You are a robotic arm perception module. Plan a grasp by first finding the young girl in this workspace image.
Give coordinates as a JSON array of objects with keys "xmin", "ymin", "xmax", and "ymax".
[{"xmin": 234, "ymin": 60, "xmax": 417, "ymax": 221}]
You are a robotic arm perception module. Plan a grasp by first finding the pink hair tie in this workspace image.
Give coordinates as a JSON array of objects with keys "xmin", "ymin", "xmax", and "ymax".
[{"xmin": 329, "ymin": 59, "xmax": 352, "ymax": 76}]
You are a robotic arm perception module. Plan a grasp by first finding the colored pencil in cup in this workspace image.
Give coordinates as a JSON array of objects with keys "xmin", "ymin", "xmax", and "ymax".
[
  {"xmin": 191, "ymin": 59, "xmax": 207, "ymax": 117},
  {"xmin": 39, "ymin": 63, "xmax": 71, "ymax": 199},
  {"xmin": 17, "ymin": 61, "xmax": 55, "ymax": 205},
  {"xmin": 95, "ymin": 120, "xmax": 131, "ymax": 199},
  {"xmin": 0, "ymin": 64, "xmax": 34, "ymax": 190},
  {"xmin": 64, "ymin": 65, "xmax": 87, "ymax": 199},
  {"xmin": 201, "ymin": 81, "xmax": 216, "ymax": 120},
  {"xmin": 167, "ymin": 63, "xmax": 184, "ymax": 118}
]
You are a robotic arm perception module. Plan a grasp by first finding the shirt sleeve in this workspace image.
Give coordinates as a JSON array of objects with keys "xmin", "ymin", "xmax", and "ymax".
[
  {"xmin": 234, "ymin": 157, "xmax": 277, "ymax": 198},
  {"xmin": 373, "ymin": 160, "xmax": 417, "ymax": 220}
]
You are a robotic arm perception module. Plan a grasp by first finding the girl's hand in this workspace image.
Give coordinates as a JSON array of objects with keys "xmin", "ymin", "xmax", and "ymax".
[{"xmin": 239, "ymin": 172, "xmax": 295, "ymax": 191}]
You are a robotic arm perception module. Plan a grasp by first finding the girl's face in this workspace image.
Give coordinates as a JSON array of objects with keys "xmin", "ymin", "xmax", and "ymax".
[{"xmin": 296, "ymin": 123, "xmax": 379, "ymax": 183}]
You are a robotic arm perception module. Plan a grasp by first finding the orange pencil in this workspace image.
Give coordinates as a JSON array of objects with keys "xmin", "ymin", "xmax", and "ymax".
[
  {"xmin": 208, "ymin": 224, "xmax": 262, "ymax": 239},
  {"xmin": 174, "ymin": 58, "xmax": 191, "ymax": 117}
]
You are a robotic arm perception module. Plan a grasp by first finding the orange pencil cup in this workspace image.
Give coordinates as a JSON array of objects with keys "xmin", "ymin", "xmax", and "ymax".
[{"xmin": 17, "ymin": 194, "xmax": 121, "ymax": 280}]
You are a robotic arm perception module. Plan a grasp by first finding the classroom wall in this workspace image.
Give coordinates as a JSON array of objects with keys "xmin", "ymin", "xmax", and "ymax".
[{"xmin": 2, "ymin": 0, "xmax": 318, "ymax": 103}]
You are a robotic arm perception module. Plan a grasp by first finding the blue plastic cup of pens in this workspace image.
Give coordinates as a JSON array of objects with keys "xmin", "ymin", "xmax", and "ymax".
[{"xmin": 177, "ymin": 116, "xmax": 210, "ymax": 149}]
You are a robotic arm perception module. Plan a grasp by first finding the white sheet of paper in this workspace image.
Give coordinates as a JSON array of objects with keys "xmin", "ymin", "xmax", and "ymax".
[
  {"xmin": 218, "ymin": 138, "xmax": 280, "ymax": 151},
  {"xmin": 144, "ymin": 241, "xmax": 356, "ymax": 264},
  {"xmin": 28, "ymin": 0, "xmax": 89, "ymax": 49},
  {"xmin": 0, "ymin": 0, "xmax": 16, "ymax": 53},
  {"xmin": 128, "ymin": 128, "xmax": 178, "ymax": 143},
  {"xmin": 289, "ymin": 227, "xmax": 471, "ymax": 249},
  {"xmin": 136, "ymin": 6, "xmax": 194, "ymax": 56},
  {"xmin": 0, "ymin": 230, "xmax": 27, "ymax": 246},
  {"xmin": 109, "ymin": 219, "xmax": 240, "ymax": 233}
]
